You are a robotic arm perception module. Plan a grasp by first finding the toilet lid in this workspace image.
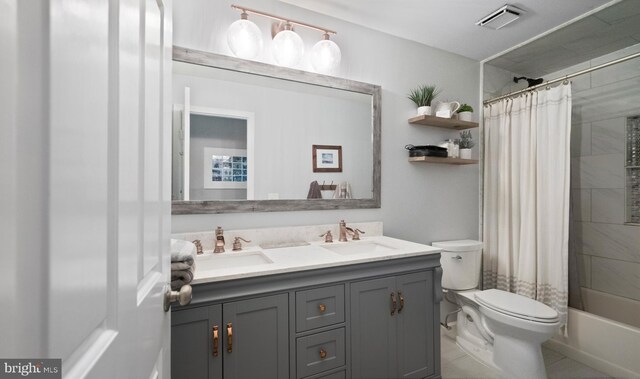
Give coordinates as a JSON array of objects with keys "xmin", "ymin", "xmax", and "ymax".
[{"xmin": 474, "ymin": 289, "xmax": 559, "ymax": 323}]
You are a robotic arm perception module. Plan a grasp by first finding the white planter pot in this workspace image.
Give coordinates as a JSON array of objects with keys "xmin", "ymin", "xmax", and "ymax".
[
  {"xmin": 417, "ymin": 106, "xmax": 432, "ymax": 116},
  {"xmin": 458, "ymin": 111, "xmax": 473, "ymax": 122},
  {"xmin": 460, "ymin": 148, "xmax": 472, "ymax": 159}
]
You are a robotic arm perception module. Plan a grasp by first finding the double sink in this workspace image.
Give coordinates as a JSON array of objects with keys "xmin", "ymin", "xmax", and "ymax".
[{"xmin": 195, "ymin": 240, "xmax": 399, "ymax": 273}]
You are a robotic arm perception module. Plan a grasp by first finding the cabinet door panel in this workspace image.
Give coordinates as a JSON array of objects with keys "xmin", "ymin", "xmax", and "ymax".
[
  {"xmin": 396, "ymin": 271, "xmax": 434, "ymax": 378},
  {"xmin": 171, "ymin": 304, "xmax": 222, "ymax": 379},
  {"xmin": 350, "ymin": 277, "xmax": 397, "ymax": 379},
  {"xmin": 223, "ymin": 294, "xmax": 289, "ymax": 379}
]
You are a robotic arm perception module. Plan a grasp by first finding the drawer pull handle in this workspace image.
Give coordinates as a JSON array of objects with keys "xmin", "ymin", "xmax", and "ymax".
[
  {"xmin": 318, "ymin": 303, "xmax": 326, "ymax": 313},
  {"xmin": 391, "ymin": 292, "xmax": 397, "ymax": 315},
  {"xmin": 319, "ymin": 348, "xmax": 327, "ymax": 359},
  {"xmin": 398, "ymin": 292, "xmax": 405, "ymax": 313},
  {"xmin": 227, "ymin": 323, "xmax": 233, "ymax": 353},
  {"xmin": 212, "ymin": 325, "xmax": 219, "ymax": 357}
]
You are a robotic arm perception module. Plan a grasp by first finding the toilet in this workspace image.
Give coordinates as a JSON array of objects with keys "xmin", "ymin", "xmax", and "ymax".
[{"xmin": 432, "ymin": 240, "xmax": 561, "ymax": 379}]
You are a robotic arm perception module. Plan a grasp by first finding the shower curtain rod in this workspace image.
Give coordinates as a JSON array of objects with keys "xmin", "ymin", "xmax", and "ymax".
[{"xmin": 483, "ymin": 51, "xmax": 640, "ymax": 105}]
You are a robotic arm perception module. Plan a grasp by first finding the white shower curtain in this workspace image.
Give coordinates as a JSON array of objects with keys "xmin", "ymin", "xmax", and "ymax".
[{"xmin": 483, "ymin": 83, "xmax": 572, "ymax": 329}]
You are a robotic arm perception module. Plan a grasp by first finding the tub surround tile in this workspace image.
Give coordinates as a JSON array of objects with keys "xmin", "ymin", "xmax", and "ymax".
[
  {"xmin": 581, "ymin": 287, "xmax": 640, "ymax": 329},
  {"xmin": 577, "ymin": 222, "xmax": 640, "ymax": 263},
  {"xmin": 591, "ymin": 117, "xmax": 626, "ymax": 155},
  {"xmin": 571, "ymin": 189, "xmax": 591, "ymax": 221},
  {"xmin": 576, "ymin": 253, "xmax": 592, "ymax": 288},
  {"xmin": 590, "ymin": 42, "xmax": 640, "ymax": 88},
  {"xmin": 571, "ymin": 79, "xmax": 640, "ymax": 124},
  {"xmin": 571, "ymin": 154, "xmax": 625, "ymax": 189},
  {"xmin": 591, "ymin": 189, "xmax": 625, "ymax": 224},
  {"xmin": 591, "ymin": 257, "xmax": 640, "ymax": 302},
  {"xmin": 551, "ymin": 63, "xmax": 591, "ymax": 93},
  {"xmin": 570, "ymin": 123, "xmax": 591, "ymax": 157}
]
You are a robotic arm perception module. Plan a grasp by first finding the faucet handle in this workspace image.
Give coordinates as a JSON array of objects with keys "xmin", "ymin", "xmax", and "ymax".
[
  {"xmin": 320, "ymin": 231, "xmax": 333, "ymax": 243},
  {"xmin": 352, "ymin": 228, "xmax": 365, "ymax": 241},
  {"xmin": 192, "ymin": 239, "xmax": 204, "ymax": 255},
  {"xmin": 232, "ymin": 237, "xmax": 251, "ymax": 251}
]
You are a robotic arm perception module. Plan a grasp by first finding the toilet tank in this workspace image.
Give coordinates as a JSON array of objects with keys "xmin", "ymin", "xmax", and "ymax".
[{"xmin": 432, "ymin": 240, "xmax": 483, "ymax": 290}]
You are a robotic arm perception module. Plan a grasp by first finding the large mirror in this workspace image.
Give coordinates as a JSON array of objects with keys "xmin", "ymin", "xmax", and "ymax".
[{"xmin": 171, "ymin": 47, "xmax": 381, "ymax": 214}]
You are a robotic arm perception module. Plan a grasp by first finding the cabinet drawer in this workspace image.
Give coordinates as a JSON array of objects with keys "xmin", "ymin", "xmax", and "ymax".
[
  {"xmin": 296, "ymin": 284, "xmax": 345, "ymax": 332},
  {"xmin": 311, "ymin": 370, "xmax": 345, "ymax": 379},
  {"xmin": 296, "ymin": 328, "xmax": 345, "ymax": 378}
]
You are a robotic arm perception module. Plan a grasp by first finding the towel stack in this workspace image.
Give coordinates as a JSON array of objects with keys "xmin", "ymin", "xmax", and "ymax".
[{"xmin": 171, "ymin": 239, "xmax": 196, "ymax": 290}]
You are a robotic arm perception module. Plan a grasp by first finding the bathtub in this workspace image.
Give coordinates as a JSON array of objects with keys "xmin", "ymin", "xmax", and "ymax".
[{"xmin": 544, "ymin": 288, "xmax": 640, "ymax": 378}]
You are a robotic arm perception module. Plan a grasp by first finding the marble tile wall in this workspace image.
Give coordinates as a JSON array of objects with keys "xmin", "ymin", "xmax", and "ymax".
[{"xmin": 556, "ymin": 44, "xmax": 640, "ymax": 304}]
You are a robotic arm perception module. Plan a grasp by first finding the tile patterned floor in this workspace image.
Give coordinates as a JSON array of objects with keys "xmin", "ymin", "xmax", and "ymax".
[{"xmin": 441, "ymin": 326, "xmax": 612, "ymax": 379}]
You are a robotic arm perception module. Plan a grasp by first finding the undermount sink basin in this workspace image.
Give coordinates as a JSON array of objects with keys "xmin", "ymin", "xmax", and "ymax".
[
  {"xmin": 197, "ymin": 251, "xmax": 273, "ymax": 270},
  {"xmin": 321, "ymin": 241, "xmax": 396, "ymax": 256}
]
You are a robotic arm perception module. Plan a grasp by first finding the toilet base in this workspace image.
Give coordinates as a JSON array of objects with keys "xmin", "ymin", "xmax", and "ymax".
[
  {"xmin": 493, "ymin": 334, "xmax": 547, "ymax": 379},
  {"xmin": 456, "ymin": 335, "xmax": 496, "ymax": 370}
]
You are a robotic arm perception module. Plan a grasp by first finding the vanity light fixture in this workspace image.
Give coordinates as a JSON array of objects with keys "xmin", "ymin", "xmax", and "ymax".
[
  {"xmin": 229, "ymin": 4, "xmax": 340, "ymax": 71},
  {"xmin": 311, "ymin": 33, "xmax": 341, "ymax": 73},
  {"xmin": 227, "ymin": 11, "xmax": 263, "ymax": 59},
  {"xmin": 272, "ymin": 22, "xmax": 304, "ymax": 68}
]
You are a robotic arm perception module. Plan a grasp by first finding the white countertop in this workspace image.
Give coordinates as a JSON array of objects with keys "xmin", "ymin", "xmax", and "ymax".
[{"xmin": 191, "ymin": 235, "xmax": 441, "ymax": 284}]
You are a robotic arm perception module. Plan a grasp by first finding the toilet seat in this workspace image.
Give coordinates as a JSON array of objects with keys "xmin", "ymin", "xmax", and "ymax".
[{"xmin": 474, "ymin": 289, "xmax": 559, "ymax": 323}]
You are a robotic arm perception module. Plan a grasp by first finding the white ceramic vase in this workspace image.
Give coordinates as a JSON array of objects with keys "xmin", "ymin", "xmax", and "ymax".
[
  {"xmin": 459, "ymin": 111, "xmax": 473, "ymax": 122},
  {"xmin": 460, "ymin": 148, "xmax": 472, "ymax": 159},
  {"xmin": 417, "ymin": 106, "xmax": 432, "ymax": 116}
]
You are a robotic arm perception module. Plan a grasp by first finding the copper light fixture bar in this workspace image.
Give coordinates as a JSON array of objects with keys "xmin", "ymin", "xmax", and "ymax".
[{"xmin": 231, "ymin": 4, "xmax": 337, "ymax": 35}]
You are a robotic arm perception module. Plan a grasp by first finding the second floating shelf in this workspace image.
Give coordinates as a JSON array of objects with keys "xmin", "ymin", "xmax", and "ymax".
[{"xmin": 409, "ymin": 156, "xmax": 478, "ymax": 165}]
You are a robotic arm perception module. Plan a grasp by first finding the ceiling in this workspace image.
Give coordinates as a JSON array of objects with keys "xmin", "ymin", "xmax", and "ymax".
[
  {"xmin": 280, "ymin": 0, "xmax": 614, "ymax": 61},
  {"xmin": 486, "ymin": 0, "xmax": 640, "ymax": 76}
]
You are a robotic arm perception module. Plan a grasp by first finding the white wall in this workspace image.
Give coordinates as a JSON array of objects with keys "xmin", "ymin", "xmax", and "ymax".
[{"xmin": 171, "ymin": 0, "xmax": 481, "ymax": 246}]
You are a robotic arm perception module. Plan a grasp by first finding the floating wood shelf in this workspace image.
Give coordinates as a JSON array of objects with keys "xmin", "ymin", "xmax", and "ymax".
[
  {"xmin": 408, "ymin": 115, "xmax": 478, "ymax": 130},
  {"xmin": 409, "ymin": 156, "xmax": 478, "ymax": 165}
]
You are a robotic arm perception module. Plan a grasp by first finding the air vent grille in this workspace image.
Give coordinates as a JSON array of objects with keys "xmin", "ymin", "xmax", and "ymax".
[{"xmin": 476, "ymin": 5, "xmax": 525, "ymax": 30}]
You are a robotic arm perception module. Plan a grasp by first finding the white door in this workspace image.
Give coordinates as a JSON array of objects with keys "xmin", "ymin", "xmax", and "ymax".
[{"xmin": 0, "ymin": 1, "xmax": 173, "ymax": 378}]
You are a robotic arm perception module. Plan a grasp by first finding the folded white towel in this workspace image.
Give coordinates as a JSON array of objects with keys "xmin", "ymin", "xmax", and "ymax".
[{"xmin": 170, "ymin": 239, "xmax": 196, "ymax": 265}]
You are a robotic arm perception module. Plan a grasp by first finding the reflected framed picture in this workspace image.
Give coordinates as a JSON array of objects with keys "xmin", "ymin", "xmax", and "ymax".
[
  {"xmin": 312, "ymin": 144, "xmax": 342, "ymax": 173},
  {"xmin": 204, "ymin": 147, "xmax": 248, "ymax": 189}
]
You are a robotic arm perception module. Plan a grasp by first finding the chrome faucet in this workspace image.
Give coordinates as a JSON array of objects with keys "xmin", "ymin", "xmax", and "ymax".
[{"xmin": 214, "ymin": 226, "xmax": 225, "ymax": 253}]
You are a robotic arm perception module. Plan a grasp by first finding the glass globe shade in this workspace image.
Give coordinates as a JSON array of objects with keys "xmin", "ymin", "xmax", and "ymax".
[
  {"xmin": 272, "ymin": 30, "xmax": 304, "ymax": 68},
  {"xmin": 311, "ymin": 38, "xmax": 341, "ymax": 73},
  {"xmin": 227, "ymin": 19, "xmax": 263, "ymax": 59}
]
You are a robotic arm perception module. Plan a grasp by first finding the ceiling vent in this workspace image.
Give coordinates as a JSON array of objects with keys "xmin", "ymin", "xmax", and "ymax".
[{"xmin": 476, "ymin": 4, "xmax": 525, "ymax": 30}]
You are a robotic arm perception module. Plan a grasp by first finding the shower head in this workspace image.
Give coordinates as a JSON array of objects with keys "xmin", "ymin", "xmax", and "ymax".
[{"xmin": 514, "ymin": 76, "xmax": 544, "ymax": 87}]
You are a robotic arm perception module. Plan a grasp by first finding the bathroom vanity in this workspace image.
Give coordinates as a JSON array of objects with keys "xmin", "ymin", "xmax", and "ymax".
[{"xmin": 170, "ymin": 228, "xmax": 442, "ymax": 379}]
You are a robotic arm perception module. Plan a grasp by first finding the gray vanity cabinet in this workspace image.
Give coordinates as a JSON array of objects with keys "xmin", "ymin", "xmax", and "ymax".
[
  {"xmin": 350, "ymin": 271, "xmax": 435, "ymax": 379},
  {"xmin": 172, "ymin": 254, "xmax": 442, "ymax": 379},
  {"xmin": 171, "ymin": 293, "xmax": 289, "ymax": 379}
]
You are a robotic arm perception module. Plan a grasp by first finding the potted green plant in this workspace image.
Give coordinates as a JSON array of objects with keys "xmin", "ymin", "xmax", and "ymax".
[
  {"xmin": 456, "ymin": 103, "xmax": 474, "ymax": 122},
  {"xmin": 459, "ymin": 130, "xmax": 475, "ymax": 159},
  {"xmin": 408, "ymin": 85, "xmax": 441, "ymax": 116}
]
